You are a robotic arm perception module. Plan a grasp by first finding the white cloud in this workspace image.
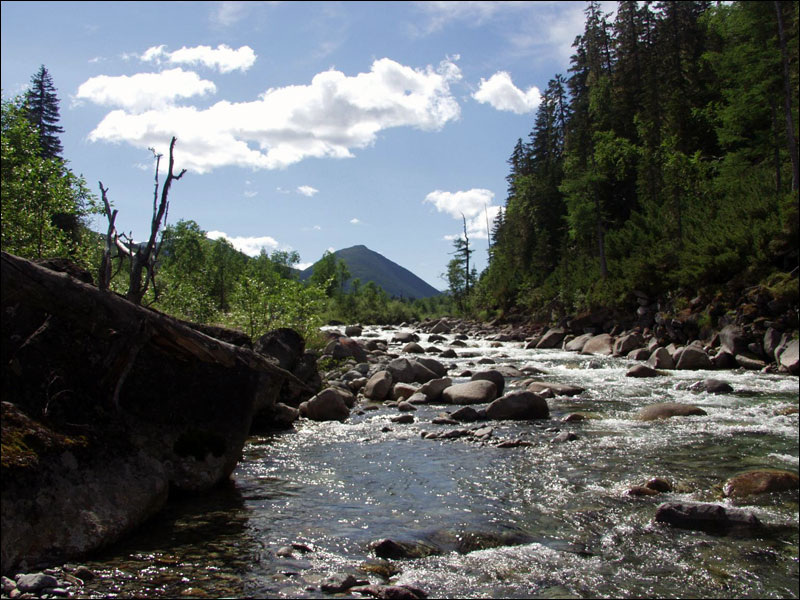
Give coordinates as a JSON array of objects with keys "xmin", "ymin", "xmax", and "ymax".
[
  {"xmin": 350, "ymin": 218, "xmax": 361, "ymax": 225},
  {"xmin": 295, "ymin": 262, "xmax": 314, "ymax": 271},
  {"xmin": 76, "ymin": 68, "xmax": 216, "ymax": 112},
  {"xmin": 297, "ymin": 185, "xmax": 319, "ymax": 197},
  {"xmin": 313, "ymin": 225, "xmax": 322, "ymax": 230},
  {"xmin": 82, "ymin": 57, "xmax": 462, "ymax": 173},
  {"xmin": 141, "ymin": 44, "xmax": 257, "ymax": 73},
  {"xmin": 473, "ymin": 71, "xmax": 540, "ymax": 114},
  {"xmin": 243, "ymin": 190, "xmax": 258, "ymax": 198},
  {"xmin": 206, "ymin": 230, "xmax": 279, "ymax": 256},
  {"xmin": 424, "ymin": 188, "xmax": 498, "ymax": 240}
]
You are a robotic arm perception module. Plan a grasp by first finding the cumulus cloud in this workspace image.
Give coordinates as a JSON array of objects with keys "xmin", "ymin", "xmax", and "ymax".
[
  {"xmin": 473, "ymin": 71, "xmax": 540, "ymax": 114},
  {"xmin": 141, "ymin": 44, "xmax": 256, "ymax": 73},
  {"xmin": 350, "ymin": 218, "xmax": 361, "ymax": 225},
  {"xmin": 81, "ymin": 57, "xmax": 462, "ymax": 173},
  {"xmin": 206, "ymin": 230, "xmax": 279, "ymax": 256},
  {"xmin": 76, "ymin": 68, "xmax": 216, "ymax": 112},
  {"xmin": 424, "ymin": 188, "xmax": 498, "ymax": 240},
  {"xmin": 297, "ymin": 185, "xmax": 319, "ymax": 197}
]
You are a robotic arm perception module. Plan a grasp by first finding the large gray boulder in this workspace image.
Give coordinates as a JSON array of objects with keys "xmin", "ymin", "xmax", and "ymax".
[
  {"xmin": 675, "ymin": 346, "xmax": 713, "ymax": 370},
  {"xmin": 526, "ymin": 382, "xmax": 584, "ymax": 397},
  {"xmin": 470, "ymin": 370, "xmax": 505, "ymax": 396},
  {"xmin": 719, "ymin": 324, "xmax": 749, "ymax": 356},
  {"xmin": 415, "ymin": 356, "xmax": 447, "ymax": 378},
  {"xmin": 648, "ymin": 347, "xmax": 675, "ymax": 369},
  {"xmin": 418, "ymin": 377, "xmax": 452, "ymax": 402},
  {"xmin": 441, "ymin": 380, "xmax": 497, "ymax": 405},
  {"xmin": 536, "ymin": 328, "xmax": 566, "ymax": 349},
  {"xmin": 777, "ymin": 339, "xmax": 799, "ymax": 374},
  {"xmin": 565, "ymin": 333, "xmax": 594, "ymax": 352},
  {"xmin": 613, "ymin": 332, "xmax": 644, "ymax": 356},
  {"xmin": 486, "ymin": 391, "xmax": 549, "ymax": 420},
  {"xmin": 581, "ymin": 334, "xmax": 614, "ymax": 355},
  {"xmin": 300, "ymin": 388, "xmax": 352, "ymax": 421},
  {"xmin": 386, "ymin": 357, "xmax": 416, "ymax": 383},
  {"xmin": 364, "ymin": 370, "xmax": 393, "ymax": 401}
]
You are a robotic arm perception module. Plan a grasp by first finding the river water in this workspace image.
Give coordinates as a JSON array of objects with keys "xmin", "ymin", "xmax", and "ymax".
[{"xmin": 80, "ymin": 325, "xmax": 798, "ymax": 599}]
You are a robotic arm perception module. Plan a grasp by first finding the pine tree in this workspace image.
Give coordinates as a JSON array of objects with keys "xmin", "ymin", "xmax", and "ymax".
[{"xmin": 25, "ymin": 65, "xmax": 64, "ymax": 160}]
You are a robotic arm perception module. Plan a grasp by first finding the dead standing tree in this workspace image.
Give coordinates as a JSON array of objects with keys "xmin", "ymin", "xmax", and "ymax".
[{"xmin": 98, "ymin": 136, "xmax": 186, "ymax": 304}]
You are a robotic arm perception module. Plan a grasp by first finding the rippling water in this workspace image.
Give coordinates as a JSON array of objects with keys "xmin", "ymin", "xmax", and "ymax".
[{"xmin": 81, "ymin": 327, "xmax": 799, "ymax": 598}]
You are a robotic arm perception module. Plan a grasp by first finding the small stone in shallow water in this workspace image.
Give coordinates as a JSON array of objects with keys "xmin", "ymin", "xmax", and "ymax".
[
  {"xmin": 645, "ymin": 478, "xmax": 673, "ymax": 493},
  {"xmin": 15, "ymin": 573, "xmax": 59, "ymax": 593},
  {"xmin": 626, "ymin": 485, "xmax": 661, "ymax": 497},
  {"xmin": 550, "ymin": 431, "xmax": 579, "ymax": 443},
  {"xmin": 320, "ymin": 573, "xmax": 367, "ymax": 593}
]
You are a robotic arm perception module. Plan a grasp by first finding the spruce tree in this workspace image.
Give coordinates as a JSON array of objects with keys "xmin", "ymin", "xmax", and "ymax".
[{"xmin": 25, "ymin": 65, "xmax": 64, "ymax": 160}]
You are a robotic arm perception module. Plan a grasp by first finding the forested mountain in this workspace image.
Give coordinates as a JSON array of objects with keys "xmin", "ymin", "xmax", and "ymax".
[
  {"xmin": 300, "ymin": 245, "xmax": 441, "ymax": 300},
  {"xmin": 479, "ymin": 1, "xmax": 798, "ymax": 320}
]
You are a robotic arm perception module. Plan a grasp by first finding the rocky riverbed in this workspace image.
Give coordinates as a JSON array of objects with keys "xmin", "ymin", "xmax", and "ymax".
[{"xmin": 9, "ymin": 317, "xmax": 795, "ymax": 599}]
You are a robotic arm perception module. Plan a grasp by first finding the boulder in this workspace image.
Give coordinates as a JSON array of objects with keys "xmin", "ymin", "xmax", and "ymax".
[
  {"xmin": 675, "ymin": 346, "xmax": 713, "ymax": 370},
  {"xmin": 735, "ymin": 354, "xmax": 766, "ymax": 371},
  {"xmin": 411, "ymin": 360, "xmax": 439, "ymax": 383},
  {"xmin": 613, "ymin": 332, "xmax": 644, "ymax": 356},
  {"xmin": 392, "ymin": 382, "xmax": 418, "ymax": 401},
  {"xmin": 722, "ymin": 469, "xmax": 799, "ymax": 498},
  {"xmin": 450, "ymin": 406, "xmax": 482, "ymax": 422},
  {"xmin": 430, "ymin": 320, "xmax": 451, "ymax": 334},
  {"xmin": 325, "ymin": 337, "xmax": 368, "ymax": 363},
  {"xmin": 1, "ymin": 252, "xmax": 303, "ymax": 573},
  {"xmin": 636, "ymin": 402, "xmax": 707, "ymax": 421},
  {"xmin": 364, "ymin": 371, "xmax": 393, "ymax": 401},
  {"xmin": 580, "ymin": 334, "xmax": 614, "ymax": 355},
  {"xmin": 648, "ymin": 347, "xmax": 675, "ymax": 370},
  {"xmin": 526, "ymin": 382, "xmax": 584, "ymax": 397},
  {"xmin": 414, "ymin": 356, "xmax": 447, "ymax": 378},
  {"xmin": 654, "ymin": 502, "xmax": 764, "ymax": 535},
  {"xmin": 536, "ymin": 328, "xmax": 566, "ymax": 349},
  {"xmin": 300, "ymin": 388, "xmax": 352, "ymax": 421},
  {"xmin": 470, "ymin": 369, "xmax": 505, "ymax": 396},
  {"xmin": 712, "ymin": 350, "xmax": 738, "ymax": 370},
  {"xmin": 626, "ymin": 364, "xmax": 659, "ymax": 378},
  {"xmin": 719, "ymin": 325, "xmax": 750, "ymax": 356},
  {"xmin": 565, "ymin": 333, "xmax": 594, "ymax": 352},
  {"xmin": 344, "ymin": 324, "xmax": 363, "ymax": 337},
  {"xmin": 697, "ymin": 378, "xmax": 733, "ymax": 394},
  {"xmin": 627, "ymin": 348, "xmax": 651, "ymax": 361},
  {"xmin": 403, "ymin": 342, "xmax": 425, "ymax": 354},
  {"xmin": 486, "ymin": 391, "xmax": 549, "ymax": 420},
  {"xmin": 392, "ymin": 332, "xmax": 419, "ymax": 344},
  {"xmin": 418, "ymin": 377, "xmax": 452, "ymax": 402},
  {"xmin": 386, "ymin": 358, "xmax": 416, "ymax": 384},
  {"xmin": 441, "ymin": 380, "xmax": 497, "ymax": 405},
  {"xmin": 777, "ymin": 339, "xmax": 799, "ymax": 374}
]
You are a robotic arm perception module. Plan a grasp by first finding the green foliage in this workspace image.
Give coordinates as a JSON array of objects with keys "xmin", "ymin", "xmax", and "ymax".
[
  {"xmin": 479, "ymin": 0, "xmax": 799, "ymax": 318},
  {"xmin": 1, "ymin": 95, "xmax": 98, "ymax": 268}
]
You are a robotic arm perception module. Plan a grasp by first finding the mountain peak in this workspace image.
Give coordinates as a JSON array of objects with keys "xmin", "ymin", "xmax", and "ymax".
[{"xmin": 301, "ymin": 245, "xmax": 440, "ymax": 299}]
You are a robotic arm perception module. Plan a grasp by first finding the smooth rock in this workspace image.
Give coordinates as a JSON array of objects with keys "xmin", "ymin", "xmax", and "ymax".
[
  {"xmin": 654, "ymin": 502, "xmax": 764, "ymax": 535},
  {"xmin": 778, "ymin": 339, "xmax": 799, "ymax": 374},
  {"xmin": 364, "ymin": 371, "xmax": 393, "ymax": 401},
  {"xmin": 722, "ymin": 469, "xmax": 799, "ymax": 498},
  {"xmin": 565, "ymin": 333, "xmax": 594, "ymax": 352},
  {"xmin": 526, "ymin": 382, "xmax": 584, "ymax": 397},
  {"xmin": 580, "ymin": 334, "xmax": 614, "ymax": 355},
  {"xmin": 648, "ymin": 347, "xmax": 675, "ymax": 369},
  {"xmin": 536, "ymin": 328, "xmax": 566, "ymax": 349},
  {"xmin": 486, "ymin": 391, "xmax": 549, "ymax": 420},
  {"xmin": 470, "ymin": 369, "xmax": 505, "ymax": 396},
  {"xmin": 636, "ymin": 402, "xmax": 707, "ymax": 421},
  {"xmin": 626, "ymin": 364, "xmax": 659, "ymax": 378},
  {"xmin": 441, "ymin": 380, "xmax": 497, "ymax": 405},
  {"xmin": 300, "ymin": 388, "xmax": 352, "ymax": 421},
  {"xmin": 675, "ymin": 346, "xmax": 713, "ymax": 370},
  {"xmin": 15, "ymin": 574, "xmax": 59, "ymax": 593},
  {"xmin": 449, "ymin": 406, "xmax": 481, "ymax": 422}
]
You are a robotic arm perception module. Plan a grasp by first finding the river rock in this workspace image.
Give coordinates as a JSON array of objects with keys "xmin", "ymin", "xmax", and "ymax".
[
  {"xmin": 415, "ymin": 356, "xmax": 447, "ymax": 378},
  {"xmin": 550, "ymin": 431, "xmax": 578, "ymax": 443},
  {"xmin": 626, "ymin": 364, "xmax": 659, "ymax": 378},
  {"xmin": 536, "ymin": 328, "xmax": 566, "ymax": 349},
  {"xmin": 386, "ymin": 358, "xmax": 416, "ymax": 383},
  {"xmin": 722, "ymin": 469, "xmax": 799, "ymax": 498},
  {"xmin": 580, "ymin": 334, "xmax": 614, "ymax": 355},
  {"xmin": 364, "ymin": 371, "xmax": 393, "ymax": 400},
  {"xmin": 636, "ymin": 402, "xmax": 707, "ymax": 421},
  {"xmin": 565, "ymin": 333, "xmax": 594, "ymax": 352},
  {"xmin": 325, "ymin": 337, "xmax": 368, "ymax": 363},
  {"xmin": 321, "ymin": 573, "xmax": 366, "ymax": 593},
  {"xmin": 648, "ymin": 347, "xmax": 675, "ymax": 369},
  {"xmin": 654, "ymin": 502, "xmax": 764, "ymax": 535},
  {"xmin": 698, "ymin": 378, "xmax": 733, "ymax": 394},
  {"xmin": 418, "ymin": 377, "xmax": 452, "ymax": 402},
  {"xmin": 392, "ymin": 332, "xmax": 419, "ymax": 344},
  {"xmin": 411, "ymin": 360, "xmax": 439, "ymax": 383},
  {"xmin": 735, "ymin": 353, "xmax": 766, "ymax": 370},
  {"xmin": 300, "ymin": 388, "xmax": 352, "ymax": 421},
  {"xmin": 450, "ymin": 406, "xmax": 482, "ymax": 422},
  {"xmin": 15, "ymin": 573, "xmax": 59, "ymax": 593},
  {"xmin": 627, "ymin": 348, "xmax": 651, "ymax": 361},
  {"xmin": 712, "ymin": 350, "xmax": 738, "ymax": 370},
  {"xmin": 403, "ymin": 342, "xmax": 425, "ymax": 354},
  {"xmin": 345, "ymin": 324, "xmax": 363, "ymax": 337},
  {"xmin": 526, "ymin": 382, "xmax": 585, "ymax": 397},
  {"xmin": 470, "ymin": 369, "xmax": 505, "ymax": 396},
  {"xmin": 614, "ymin": 332, "xmax": 644, "ymax": 356},
  {"xmin": 392, "ymin": 382, "xmax": 418, "ymax": 401},
  {"xmin": 675, "ymin": 346, "xmax": 713, "ymax": 370},
  {"xmin": 486, "ymin": 391, "xmax": 549, "ymax": 420},
  {"xmin": 441, "ymin": 380, "xmax": 497, "ymax": 405},
  {"xmin": 777, "ymin": 339, "xmax": 799, "ymax": 374},
  {"xmin": 351, "ymin": 584, "xmax": 428, "ymax": 600},
  {"xmin": 430, "ymin": 320, "xmax": 451, "ymax": 334},
  {"xmin": 269, "ymin": 402, "xmax": 300, "ymax": 429},
  {"xmin": 720, "ymin": 324, "xmax": 750, "ymax": 356}
]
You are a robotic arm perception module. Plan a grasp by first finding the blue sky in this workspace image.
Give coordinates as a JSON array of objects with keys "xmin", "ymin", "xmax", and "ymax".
[{"xmin": 1, "ymin": 1, "xmax": 609, "ymax": 290}]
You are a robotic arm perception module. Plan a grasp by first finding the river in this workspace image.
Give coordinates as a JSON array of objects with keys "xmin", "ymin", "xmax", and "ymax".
[{"xmin": 79, "ymin": 325, "xmax": 799, "ymax": 599}]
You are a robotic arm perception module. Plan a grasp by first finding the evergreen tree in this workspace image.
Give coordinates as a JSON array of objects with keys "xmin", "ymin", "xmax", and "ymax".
[{"xmin": 25, "ymin": 65, "xmax": 64, "ymax": 160}]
